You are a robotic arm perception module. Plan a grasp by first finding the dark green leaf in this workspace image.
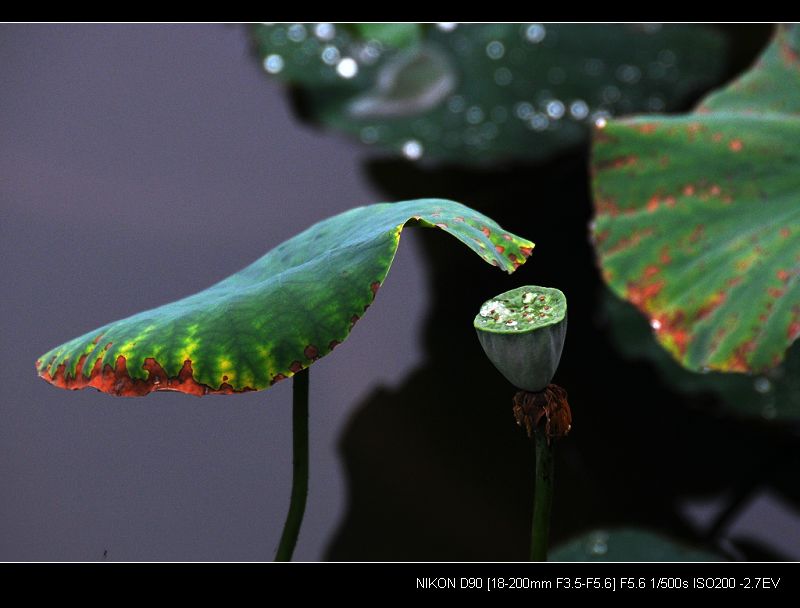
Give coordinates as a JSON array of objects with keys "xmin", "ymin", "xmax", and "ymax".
[
  {"xmin": 253, "ymin": 23, "xmax": 727, "ymax": 164},
  {"xmin": 551, "ymin": 528, "xmax": 724, "ymax": 562}
]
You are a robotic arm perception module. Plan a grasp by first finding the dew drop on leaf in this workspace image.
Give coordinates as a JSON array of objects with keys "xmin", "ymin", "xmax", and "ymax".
[
  {"xmin": 314, "ymin": 22, "xmax": 336, "ymax": 41},
  {"xmin": 263, "ymin": 54, "xmax": 284, "ymax": 74},
  {"xmin": 287, "ymin": 24, "xmax": 307, "ymax": 43},
  {"xmin": 486, "ymin": 40, "xmax": 505, "ymax": 60},
  {"xmin": 525, "ymin": 24, "xmax": 546, "ymax": 44},
  {"xmin": 336, "ymin": 57, "xmax": 358, "ymax": 79},
  {"xmin": 401, "ymin": 139, "xmax": 424, "ymax": 160},
  {"xmin": 753, "ymin": 376, "xmax": 772, "ymax": 394},
  {"xmin": 586, "ymin": 531, "xmax": 610, "ymax": 557},
  {"xmin": 347, "ymin": 46, "xmax": 456, "ymax": 119},
  {"xmin": 570, "ymin": 99, "xmax": 589, "ymax": 119},
  {"xmin": 546, "ymin": 100, "xmax": 565, "ymax": 119},
  {"xmin": 321, "ymin": 45, "xmax": 340, "ymax": 65}
]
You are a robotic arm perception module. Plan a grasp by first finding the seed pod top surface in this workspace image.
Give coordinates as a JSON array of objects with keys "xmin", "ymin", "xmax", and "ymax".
[{"xmin": 474, "ymin": 286, "xmax": 566, "ymax": 334}]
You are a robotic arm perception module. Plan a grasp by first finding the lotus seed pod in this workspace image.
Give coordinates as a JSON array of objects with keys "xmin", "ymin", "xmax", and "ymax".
[{"xmin": 474, "ymin": 286, "xmax": 567, "ymax": 392}]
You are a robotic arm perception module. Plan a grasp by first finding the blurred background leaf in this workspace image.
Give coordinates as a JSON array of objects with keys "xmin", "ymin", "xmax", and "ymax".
[
  {"xmin": 590, "ymin": 24, "xmax": 800, "ymax": 374},
  {"xmin": 252, "ymin": 23, "xmax": 732, "ymax": 164},
  {"xmin": 551, "ymin": 528, "xmax": 724, "ymax": 562}
]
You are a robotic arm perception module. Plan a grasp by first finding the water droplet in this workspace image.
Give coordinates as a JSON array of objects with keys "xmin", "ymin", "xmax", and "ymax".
[
  {"xmin": 650, "ymin": 319, "xmax": 662, "ymax": 330},
  {"xmin": 658, "ymin": 49, "xmax": 676, "ymax": 66},
  {"xmin": 436, "ymin": 23, "xmax": 458, "ymax": 32},
  {"xmin": 402, "ymin": 139, "xmax": 423, "ymax": 160},
  {"xmin": 466, "ymin": 106, "xmax": 484, "ymax": 125},
  {"xmin": 587, "ymin": 531, "xmax": 609, "ymax": 557},
  {"xmin": 528, "ymin": 113, "xmax": 549, "ymax": 131},
  {"xmin": 358, "ymin": 41, "xmax": 382, "ymax": 65},
  {"xmin": 321, "ymin": 45, "xmax": 341, "ymax": 65},
  {"xmin": 700, "ymin": 366, "xmax": 711, "ymax": 374},
  {"xmin": 602, "ymin": 85, "xmax": 621, "ymax": 104},
  {"xmin": 448, "ymin": 95, "xmax": 466, "ymax": 113},
  {"xmin": 642, "ymin": 23, "xmax": 662, "ymax": 34},
  {"xmin": 525, "ymin": 24, "xmax": 546, "ymax": 43},
  {"xmin": 494, "ymin": 67, "xmax": 513, "ymax": 86},
  {"xmin": 486, "ymin": 40, "xmax": 505, "ymax": 60},
  {"xmin": 347, "ymin": 46, "xmax": 455, "ymax": 119},
  {"xmin": 570, "ymin": 99, "xmax": 589, "ymax": 120},
  {"xmin": 592, "ymin": 111, "xmax": 611, "ymax": 128},
  {"xmin": 515, "ymin": 102, "xmax": 534, "ymax": 120},
  {"xmin": 616, "ymin": 64, "xmax": 641, "ymax": 84},
  {"xmin": 336, "ymin": 57, "xmax": 359, "ymax": 79},
  {"xmin": 546, "ymin": 100, "xmax": 565, "ymax": 120},
  {"xmin": 360, "ymin": 126, "xmax": 379, "ymax": 144},
  {"xmin": 263, "ymin": 54, "xmax": 284, "ymax": 74},
  {"xmin": 480, "ymin": 122, "xmax": 498, "ymax": 139},
  {"xmin": 754, "ymin": 377, "xmax": 772, "ymax": 394},
  {"xmin": 314, "ymin": 23, "xmax": 336, "ymax": 41},
  {"xmin": 287, "ymin": 24, "xmax": 307, "ymax": 43},
  {"xmin": 584, "ymin": 58, "xmax": 605, "ymax": 76},
  {"xmin": 647, "ymin": 95, "xmax": 666, "ymax": 111}
]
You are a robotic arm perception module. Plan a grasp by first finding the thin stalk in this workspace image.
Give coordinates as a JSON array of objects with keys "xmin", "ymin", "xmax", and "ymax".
[
  {"xmin": 275, "ymin": 367, "xmax": 309, "ymax": 562},
  {"xmin": 530, "ymin": 426, "xmax": 554, "ymax": 562}
]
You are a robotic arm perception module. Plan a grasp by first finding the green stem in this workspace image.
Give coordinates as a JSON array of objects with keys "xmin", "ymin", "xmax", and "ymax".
[
  {"xmin": 530, "ymin": 426, "xmax": 554, "ymax": 562},
  {"xmin": 275, "ymin": 367, "xmax": 309, "ymax": 562}
]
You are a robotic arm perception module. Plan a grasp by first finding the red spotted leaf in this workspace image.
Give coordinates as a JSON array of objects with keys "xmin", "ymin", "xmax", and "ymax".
[
  {"xmin": 591, "ymin": 25, "xmax": 800, "ymax": 373},
  {"xmin": 36, "ymin": 199, "xmax": 533, "ymax": 397}
]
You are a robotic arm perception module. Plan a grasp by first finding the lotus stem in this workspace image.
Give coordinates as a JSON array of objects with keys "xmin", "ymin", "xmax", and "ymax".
[
  {"xmin": 531, "ymin": 425, "xmax": 554, "ymax": 562},
  {"xmin": 275, "ymin": 367, "xmax": 309, "ymax": 561},
  {"xmin": 512, "ymin": 384, "xmax": 571, "ymax": 562}
]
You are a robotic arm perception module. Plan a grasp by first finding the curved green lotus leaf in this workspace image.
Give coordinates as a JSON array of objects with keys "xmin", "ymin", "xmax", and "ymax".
[
  {"xmin": 253, "ymin": 23, "xmax": 727, "ymax": 164},
  {"xmin": 551, "ymin": 528, "xmax": 723, "ymax": 562},
  {"xmin": 36, "ymin": 199, "xmax": 533, "ymax": 397},
  {"xmin": 591, "ymin": 24, "xmax": 800, "ymax": 373}
]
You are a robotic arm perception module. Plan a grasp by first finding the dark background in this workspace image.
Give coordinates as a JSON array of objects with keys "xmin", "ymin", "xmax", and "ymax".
[{"xmin": 2, "ymin": 24, "xmax": 798, "ymax": 561}]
